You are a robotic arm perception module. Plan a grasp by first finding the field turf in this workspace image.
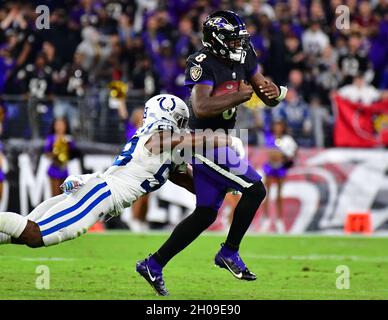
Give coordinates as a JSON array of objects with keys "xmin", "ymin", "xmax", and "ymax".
[{"xmin": 0, "ymin": 232, "xmax": 387, "ymax": 300}]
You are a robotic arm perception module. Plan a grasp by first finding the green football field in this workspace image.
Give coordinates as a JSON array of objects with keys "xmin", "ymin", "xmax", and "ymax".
[{"xmin": 0, "ymin": 232, "xmax": 387, "ymax": 300}]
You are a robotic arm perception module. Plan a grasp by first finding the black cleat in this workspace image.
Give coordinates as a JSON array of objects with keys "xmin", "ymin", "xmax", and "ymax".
[
  {"xmin": 136, "ymin": 257, "xmax": 169, "ymax": 296},
  {"xmin": 214, "ymin": 244, "xmax": 257, "ymax": 281}
]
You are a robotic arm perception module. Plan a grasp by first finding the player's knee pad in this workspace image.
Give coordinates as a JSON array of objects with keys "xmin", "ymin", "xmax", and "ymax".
[
  {"xmin": 193, "ymin": 206, "xmax": 218, "ymax": 226},
  {"xmin": 242, "ymin": 181, "xmax": 267, "ymax": 204}
]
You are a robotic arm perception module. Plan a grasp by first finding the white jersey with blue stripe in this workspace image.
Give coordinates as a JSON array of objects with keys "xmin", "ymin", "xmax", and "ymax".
[
  {"xmin": 102, "ymin": 120, "xmax": 178, "ymax": 214},
  {"xmin": 21, "ymin": 120, "xmax": 182, "ymax": 246}
]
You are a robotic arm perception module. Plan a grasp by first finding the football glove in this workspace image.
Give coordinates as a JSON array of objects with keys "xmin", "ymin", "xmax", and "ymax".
[{"xmin": 60, "ymin": 175, "xmax": 85, "ymax": 195}]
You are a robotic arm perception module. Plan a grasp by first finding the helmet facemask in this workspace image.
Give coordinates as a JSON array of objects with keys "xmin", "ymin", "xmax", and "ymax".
[
  {"xmin": 219, "ymin": 31, "xmax": 250, "ymax": 63},
  {"xmin": 173, "ymin": 112, "xmax": 189, "ymax": 129},
  {"xmin": 202, "ymin": 13, "xmax": 251, "ymax": 64}
]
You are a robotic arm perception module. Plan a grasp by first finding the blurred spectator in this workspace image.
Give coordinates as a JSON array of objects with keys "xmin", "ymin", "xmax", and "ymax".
[
  {"xmin": 0, "ymin": 2, "xmax": 36, "ymax": 68},
  {"xmin": 174, "ymin": 16, "xmax": 199, "ymax": 58},
  {"xmin": 302, "ymin": 19, "xmax": 329, "ymax": 58},
  {"xmin": 131, "ymin": 55, "xmax": 160, "ymax": 98},
  {"xmin": 313, "ymin": 45, "xmax": 340, "ymax": 105},
  {"xmin": 248, "ymin": 0, "xmax": 276, "ymax": 21},
  {"xmin": 141, "ymin": 13, "xmax": 168, "ymax": 70},
  {"xmin": 70, "ymin": 0, "xmax": 101, "ymax": 29},
  {"xmin": 309, "ymin": 0, "xmax": 327, "ymax": 24},
  {"xmin": 355, "ymin": 1, "xmax": 379, "ymax": 35},
  {"xmin": 267, "ymin": 18, "xmax": 291, "ymax": 84},
  {"xmin": 284, "ymin": 35, "xmax": 306, "ymax": 75},
  {"xmin": 75, "ymin": 26, "xmax": 112, "ymax": 82},
  {"xmin": 338, "ymin": 73, "xmax": 388, "ymax": 104},
  {"xmin": 133, "ymin": 0, "xmax": 158, "ymax": 33},
  {"xmin": 338, "ymin": 32, "xmax": 370, "ymax": 85},
  {"xmin": 275, "ymin": 87, "xmax": 313, "ymax": 147},
  {"xmin": 125, "ymin": 36, "xmax": 146, "ymax": 81},
  {"xmin": 107, "ymin": 79, "xmax": 129, "ymax": 124},
  {"xmin": 310, "ymin": 95, "xmax": 333, "ymax": 148},
  {"xmin": 16, "ymin": 53, "xmax": 53, "ymax": 98},
  {"xmin": 44, "ymin": 8, "xmax": 80, "ymax": 67},
  {"xmin": 0, "ymin": 39, "xmax": 15, "ymax": 94},
  {"xmin": 159, "ymin": 40, "xmax": 176, "ymax": 92},
  {"xmin": 41, "ymin": 41, "xmax": 61, "ymax": 71},
  {"xmin": 170, "ymin": 56, "xmax": 191, "ymax": 101},
  {"xmin": 375, "ymin": 0, "xmax": 388, "ymax": 19},
  {"xmin": 96, "ymin": 4, "xmax": 118, "ymax": 36},
  {"xmin": 287, "ymin": 69, "xmax": 313, "ymax": 103},
  {"xmin": 126, "ymin": 106, "xmax": 144, "ymax": 140},
  {"xmin": 246, "ymin": 19, "xmax": 268, "ymax": 66},
  {"xmin": 16, "ymin": 53, "xmax": 53, "ymax": 138},
  {"xmin": 262, "ymin": 120, "xmax": 298, "ymax": 233},
  {"xmin": 44, "ymin": 118, "xmax": 77, "ymax": 196},
  {"xmin": 289, "ymin": 0, "xmax": 308, "ymax": 20},
  {"xmin": 52, "ymin": 52, "xmax": 88, "ymax": 135},
  {"xmin": 235, "ymin": 103, "xmax": 262, "ymax": 146},
  {"xmin": 117, "ymin": 13, "xmax": 133, "ymax": 44},
  {"xmin": 368, "ymin": 8, "xmax": 388, "ymax": 88}
]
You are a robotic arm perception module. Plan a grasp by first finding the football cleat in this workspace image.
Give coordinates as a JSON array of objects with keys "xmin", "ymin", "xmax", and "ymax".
[
  {"xmin": 136, "ymin": 257, "xmax": 169, "ymax": 296},
  {"xmin": 214, "ymin": 245, "xmax": 257, "ymax": 281}
]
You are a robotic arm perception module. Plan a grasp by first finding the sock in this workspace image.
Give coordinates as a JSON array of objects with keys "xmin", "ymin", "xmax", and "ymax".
[
  {"xmin": 152, "ymin": 207, "xmax": 218, "ymax": 268},
  {"xmin": 0, "ymin": 212, "xmax": 28, "ymax": 238},
  {"xmin": 221, "ymin": 243, "xmax": 238, "ymax": 257},
  {"xmin": 0, "ymin": 232, "xmax": 11, "ymax": 244},
  {"xmin": 148, "ymin": 256, "xmax": 162, "ymax": 273},
  {"xmin": 226, "ymin": 182, "xmax": 266, "ymax": 248}
]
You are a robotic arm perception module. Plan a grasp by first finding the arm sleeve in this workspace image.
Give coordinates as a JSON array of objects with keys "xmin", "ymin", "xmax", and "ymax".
[{"xmin": 184, "ymin": 55, "xmax": 214, "ymax": 88}]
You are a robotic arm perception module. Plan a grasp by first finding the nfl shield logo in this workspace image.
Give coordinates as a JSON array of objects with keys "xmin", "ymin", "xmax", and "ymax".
[{"xmin": 190, "ymin": 65, "xmax": 202, "ymax": 81}]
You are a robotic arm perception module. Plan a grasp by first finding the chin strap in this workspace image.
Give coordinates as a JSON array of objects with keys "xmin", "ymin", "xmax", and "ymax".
[{"xmin": 275, "ymin": 85, "xmax": 288, "ymax": 102}]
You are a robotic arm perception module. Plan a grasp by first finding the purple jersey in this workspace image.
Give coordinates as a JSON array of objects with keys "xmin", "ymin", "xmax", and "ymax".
[{"xmin": 184, "ymin": 46, "xmax": 258, "ymax": 131}]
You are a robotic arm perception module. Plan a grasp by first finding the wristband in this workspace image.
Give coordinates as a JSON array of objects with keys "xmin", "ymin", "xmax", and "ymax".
[{"xmin": 275, "ymin": 86, "xmax": 288, "ymax": 101}]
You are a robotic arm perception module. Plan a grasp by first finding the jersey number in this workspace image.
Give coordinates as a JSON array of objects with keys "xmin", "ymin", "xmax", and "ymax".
[
  {"xmin": 195, "ymin": 53, "xmax": 207, "ymax": 62},
  {"xmin": 140, "ymin": 163, "xmax": 171, "ymax": 193}
]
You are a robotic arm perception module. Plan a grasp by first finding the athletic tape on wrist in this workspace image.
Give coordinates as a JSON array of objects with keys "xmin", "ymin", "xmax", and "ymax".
[{"xmin": 275, "ymin": 86, "xmax": 288, "ymax": 101}]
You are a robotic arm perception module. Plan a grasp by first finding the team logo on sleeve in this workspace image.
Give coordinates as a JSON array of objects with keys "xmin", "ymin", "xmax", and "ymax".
[{"xmin": 190, "ymin": 64, "xmax": 203, "ymax": 82}]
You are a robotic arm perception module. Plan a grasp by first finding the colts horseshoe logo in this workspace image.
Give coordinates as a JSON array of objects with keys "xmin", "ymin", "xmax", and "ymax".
[{"xmin": 157, "ymin": 97, "xmax": 176, "ymax": 112}]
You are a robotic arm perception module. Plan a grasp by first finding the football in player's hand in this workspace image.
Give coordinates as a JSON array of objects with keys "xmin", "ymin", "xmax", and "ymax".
[{"xmin": 211, "ymin": 80, "xmax": 240, "ymax": 96}]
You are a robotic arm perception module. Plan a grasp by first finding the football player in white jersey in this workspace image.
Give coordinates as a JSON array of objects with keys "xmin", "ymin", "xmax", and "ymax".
[{"xmin": 0, "ymin": 94, "xmax": 244, "ymax": 248}]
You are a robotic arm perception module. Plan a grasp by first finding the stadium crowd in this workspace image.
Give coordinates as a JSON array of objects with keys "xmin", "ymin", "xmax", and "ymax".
[{"xmin": 0, "ymin": 0, "xmax": 388, "ymax": 146}]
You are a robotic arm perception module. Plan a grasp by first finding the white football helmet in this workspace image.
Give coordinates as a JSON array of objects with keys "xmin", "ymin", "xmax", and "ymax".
[{"xmin": 143, "ymin": 94, "xmax": 190, "ymax": 131}]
